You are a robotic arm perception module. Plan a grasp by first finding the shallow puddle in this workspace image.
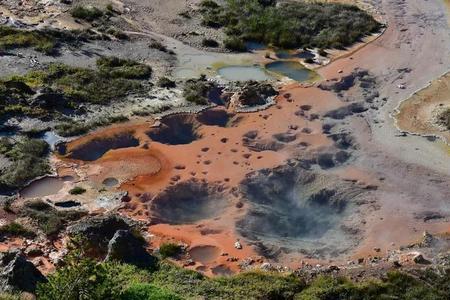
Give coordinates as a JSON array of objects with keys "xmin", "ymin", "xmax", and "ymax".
[
  {"xmin": 217, "ymin": 65, "xmax": 273, "ymax": 81},
  {"xmin": 20, "ymin": 176, "xmax": 73, "ymax": 198},
  {"xmin": 189, "ymin": 245, "xmax": 221, "ymax": 264},
  {"xmin": 211, "ymin": 265, "xmax": 234, "ymax": 276},
  {"xmin": 102, "ymin": 177, "xmax": 119, "ymax": 187},
  {"xmin": 265, "ymin": 61, "xmax": 313, "ymax": 81}
]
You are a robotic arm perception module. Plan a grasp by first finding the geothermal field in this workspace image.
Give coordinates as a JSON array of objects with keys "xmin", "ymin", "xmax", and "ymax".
[{"xmin": 1, "ymin": 0, "xmax": 450, "ymax": 298}]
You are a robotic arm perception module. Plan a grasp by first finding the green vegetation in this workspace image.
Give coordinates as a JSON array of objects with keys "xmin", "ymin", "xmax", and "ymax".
[
  {"xmin": 158, "ymin": 243, "xmax": 182, "ymax": 259},
  {"xmin": 55, "ymin": 115, "xmax": 129, "ymax": 137},
  {"xmin": 201, "ymin": 38, "xmax": 219, "ymax": 48},
  {"xmin": 182, "ymin": 76, "xmax": 215, "ymax": 105},
  {"xmin": 0, "ymin": 26, "xmax": 89, "ymax": 54},
  {"xmin": 157, "ymin": 77, "xmax": 176, "ymax": 88},
  {"xmin": 69, "ymin": 186, "xmax": 86, "ymax": 195},
  {"xmin": 30, "ymin": 239, "xmax": 450, "ymax": 300},
  {"xmin": 0, "ymin": 137, "xmax": 50, "ymax": 190},
  {"xmin": 20, "ymin": 200, "xmax": 86, "ymax": 236},
  {"xmin": 200, "ymin": 0, "xmax": 380, "ymax": 51},
  {"xmin": 0, "ymin": 222, "xmax": 36, "ymax": 239},
  {"xmin": 71, "ymin": 6, "xmax": 104, "ymax": 22},
  {"xmin": 0, "ymin": 26, "xmax": 56, "ymax": 54},
  {"xmin": 0, "ymin": 58, "xmax": 149, "ymax": 121}
]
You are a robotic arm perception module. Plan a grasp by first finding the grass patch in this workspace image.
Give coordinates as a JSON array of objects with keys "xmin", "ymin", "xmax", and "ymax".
[
  {"xmin": 200, "ymin": 0, "xmax": 380, "ymax": 51},
  {"xmin": 0, "ymin": 26, "xmax": 56, "ymax": 54},
  {"xmin": 0, "ymin": 137, "xmax": 50, "ymax": 190},
  {"xmin": 0, "ymin": 58, "xmax": 149, "ymax": 121},
  {"xmin": 0, "ymin": 222, "xmax": 36, "ymax": 239},
  {"xmin": 69, "ymin": 186, "xmax": 86, "ymax": 195},
  {"xmin": 55, "ymin": 115, "xmax": 129, "ymax": 137}
]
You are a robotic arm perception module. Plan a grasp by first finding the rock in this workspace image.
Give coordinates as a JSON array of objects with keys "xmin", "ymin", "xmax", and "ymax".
[
  {"xmin": 67, "ymin": 214, "xmax": 135, "ymax": 257},
  {"xmin": 234, "ymin": 240, "xmax": 242, "ymax": 250},
  {"xmin": 0, "ymin": 250, "xmax": 46, "ymax": 293},
  {"xmin": 105, "ymin": 230, "xmax": 157, "ymax": 270},
  {"xmin": 413, "ymin": 253, "xmax": 431, "ymax": 264},
  {"xmin": 237, "ymin": 81, "xmax": 278, "ymax": 107}
]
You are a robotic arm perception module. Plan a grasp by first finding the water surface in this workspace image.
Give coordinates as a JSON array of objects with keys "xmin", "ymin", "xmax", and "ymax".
[{"xmin": 217, "ymin": 65, "xmax": 273, "ymax": 81}]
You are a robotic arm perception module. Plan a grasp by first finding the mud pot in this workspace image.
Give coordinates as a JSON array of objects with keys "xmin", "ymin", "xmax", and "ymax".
[
  {"xmin": 147, "ymin": 114, "xmax": 202, "ymax": 145},
  {"xmin": 149, "ymin": 180, "xmax": 229, "ymax": 225},
  {"xmin": 237, "ymin": 163, "xmax": 365, "ymax": 260}
]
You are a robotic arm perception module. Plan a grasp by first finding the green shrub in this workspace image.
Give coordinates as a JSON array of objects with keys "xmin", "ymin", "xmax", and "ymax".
[
  {"xmin": 121, "ymin": 283, "xmax": 181, "ymax": 300},
  {"xmin": 69, "ymin": 186, "xmax": 86, "ymax": 195},
  {"xmin": 71, "ymin": 6, "xmax": 104, "ymax": 22},
  {"xmin": 182, "ymin": 77, "xmax": 212, "ymax": 105},
  {"xmin": 37, "ymin": 246, "xmax": 151, "ymax": 300},
  {"xmin": 224, "ymin": 36, "xmax": 246, "ymax": 52},
  {"xmin": 0, "ymin": 222, "xmax": 36, "ymax": 239},
  {"xmin": 202, "ymin": 38, "xmax": 219, "ymax": 47},
  {"xmin": 159, "ymin": 243, "xmax": 182, "ymax": 259},
  {"xmin": 201, "ymin": 0, "xmax": 380, "ymax": 50},
  {"xmin": 96, "ymin": 57, "xmax": 152, "ymax": 79},
  {"xmin": 157, "ymin": 77, "xmax": 176, "ymax": 88}
]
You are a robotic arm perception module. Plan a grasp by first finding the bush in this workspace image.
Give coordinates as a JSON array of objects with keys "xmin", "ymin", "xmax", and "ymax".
[
  {"xmin": 71, "ymin": 6, "xmax": 104, "ymax": 22},
  {"xmin": 202, "ymin": 38, "xmax": 219, "ymax": 48},
  {"xmin": 224, "ymin": 36, "xmax": 246, "ymax": 52},
  {"xmin": 96, "ymin": 57, "xmax": 152, "ymax": 79},
  {"xmin": 157, "ymin": 77, "xmax": 176, "ymax": 88},
  {"xmin": 69, "ymin": 186, "xmax": 86, "ymax": 195},
  {"xmin": 159, "ymin": 243, "xmax": 182, "ymax": 259},
  {"xmin": 182, "ymin": 77, "xmax": 213, "ymax": 105}
]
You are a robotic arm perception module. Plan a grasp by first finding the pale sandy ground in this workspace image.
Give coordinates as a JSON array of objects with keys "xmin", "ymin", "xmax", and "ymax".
[{"xmin": 319, "ymin": 0, "xmax": 450, "ymax": 256}]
